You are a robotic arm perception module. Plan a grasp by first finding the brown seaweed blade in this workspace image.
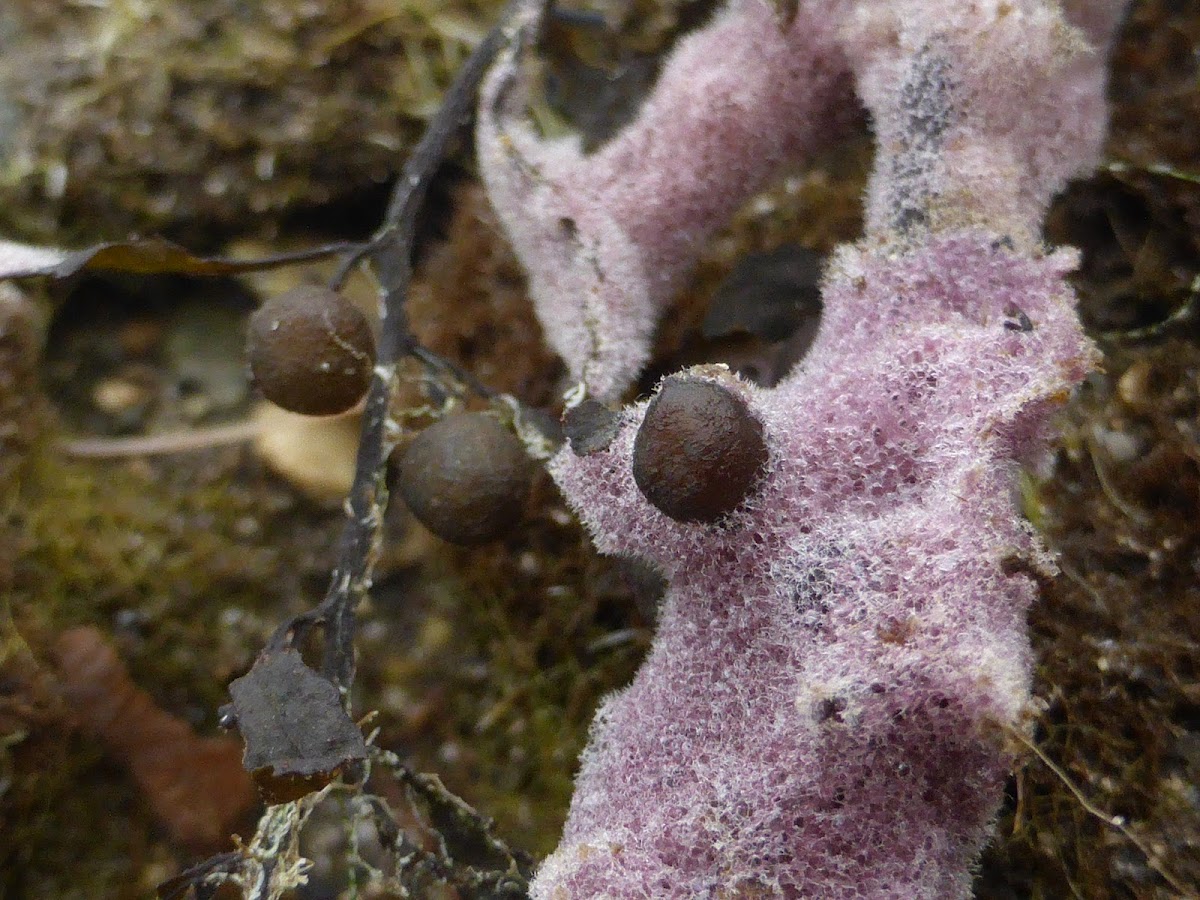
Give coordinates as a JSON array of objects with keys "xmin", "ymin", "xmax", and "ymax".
[
  {"xmin": 53, "ymin": 627, "xmax": 257, "ymax": 851},
  {"xmin": 0, "ymin": 236, "xmax": 353, "ymax": 281}
]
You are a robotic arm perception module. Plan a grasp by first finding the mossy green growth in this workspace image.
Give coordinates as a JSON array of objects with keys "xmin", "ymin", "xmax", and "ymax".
[
  {"xmin": 15, "ymin": 447, "xmax": 285, "ymax": 633},
  {"xmin": 979, "ymin": 341, "xmax": 1200, "ymax": 899},
  {"xmin": 455, "ymin": 583, "xmax": 645, "ymax": 857},
  {"xmin": 977, "ymin": 5, "xmax": 1200, "ymax": 893},
  {"xmin": 0, "ymin": 0, "xmax": 507, "ymax": 243},
  {"xmin": 2, "ymin": 436, "xmax": 342, "ymax": 896}
]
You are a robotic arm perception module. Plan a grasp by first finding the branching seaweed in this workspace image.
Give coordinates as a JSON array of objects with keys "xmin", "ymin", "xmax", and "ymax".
[
  {"xmin": 174, "ymin": 2, "xmax": 551, "ymax": 897},
  {"xmin": 263, "ymin": 0, "xmax": 547, "ymax": 692}
]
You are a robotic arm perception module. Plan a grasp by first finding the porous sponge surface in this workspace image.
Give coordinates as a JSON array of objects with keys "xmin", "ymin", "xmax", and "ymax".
[
  {"xmin": 478, "ymin": 0, "xmax": 1122, "ymax": 402},
  {"xmin": 477, "ymin": 0, "xmax": 853, "ymax": 400},
  {"xmin": 490, "ymin": 0, "xmax": 1131, "ymax": 893},
  {"xmin": 540, "ymin": 233, "xmax": 1097, "ymax": 898}
]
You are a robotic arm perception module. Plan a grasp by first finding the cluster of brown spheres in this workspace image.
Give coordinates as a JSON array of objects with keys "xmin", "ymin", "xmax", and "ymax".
[
  {"xmin": 396, "ymin": 413, "xmax": 533, "ymax": 544},
  {"xmin": 248, "ymin": 288, "xmax": 765, "ymax": 539},
  {"xmin": 248, "ymin": 286, "xmax": 532, "ymax": 543},
  {"xmin": 247, "ymin": 285, "xmax": 376, "ymax": 417}
]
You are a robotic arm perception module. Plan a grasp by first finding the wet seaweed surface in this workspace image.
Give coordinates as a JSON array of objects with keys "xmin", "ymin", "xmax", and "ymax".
[{"xmin": 0, "ymin": 1, "xmax": 1197, "ymax": 898}]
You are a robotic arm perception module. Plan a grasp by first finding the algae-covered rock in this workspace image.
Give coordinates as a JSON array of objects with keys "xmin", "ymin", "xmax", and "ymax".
[
  {"xmin": 0, "ymin": 0, "xmax": 706, "ymax": 245},
  {"xmin": 0, "ymin": 0, "xmax": 504, "ymax": 242}
]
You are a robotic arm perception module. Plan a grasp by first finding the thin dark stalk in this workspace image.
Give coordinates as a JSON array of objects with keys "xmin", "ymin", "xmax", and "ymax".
[
  {"xmin": 169, "ymin": 5, "xmax": 552, "ymax": 897},
  {"xmin": 319, "ymin": 3, "xmax": 524, "ymax": 691},
  {"xmin": 264, "ymin": 0, "xmax": 550, "ymax": 694}
]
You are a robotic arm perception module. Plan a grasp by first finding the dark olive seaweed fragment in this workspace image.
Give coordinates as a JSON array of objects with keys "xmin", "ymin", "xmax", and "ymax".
[
  {"xmin": 702, "ymin": 244, "xmax": 823, "ymax": 344},
  {"xmin": 225, "ymin": 648, "xmax": 368, "ymax": 804},
  {"xmin": 563, "ymin": 398, "xmax": 621, "ymax": 456}
]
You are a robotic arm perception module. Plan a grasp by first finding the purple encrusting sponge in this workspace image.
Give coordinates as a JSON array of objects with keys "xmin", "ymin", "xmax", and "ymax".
[{"xmin": 479, "ymin": 1, "xmax": 1130, "ymax": 896}]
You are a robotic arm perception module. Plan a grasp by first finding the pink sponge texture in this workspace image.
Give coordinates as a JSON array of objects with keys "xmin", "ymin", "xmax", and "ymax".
[
  {"xmin": 478, "ymin": 0, "xmax": 855, "ymax": 399},
  {"xmin": 477, "ymin": 0, "xmax": 1130, "ymax": 896},
  {"xmin": 542, "ymin": 235, "xmax": 1096, "ymax": 898},
  {"xmin": 845, "ymin": 0, "xmax": 1117, "ymax": 245},
  {"xmin": 479, "ymin": 0, "xmax": 1124, "ymax": 401}
]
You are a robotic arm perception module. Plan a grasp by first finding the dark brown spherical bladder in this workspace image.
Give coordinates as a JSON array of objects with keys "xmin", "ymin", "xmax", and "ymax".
[
  {"xmin": 632, "ymin": 376, "xmax": 768, "ymax": 523},
  {"xmin": 247, "ymin": 285, "xmax": 376, "ymax": 416},
  {"xmin": 397, "ymin": 412, "xmax": 532, "ymax": 544}
]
